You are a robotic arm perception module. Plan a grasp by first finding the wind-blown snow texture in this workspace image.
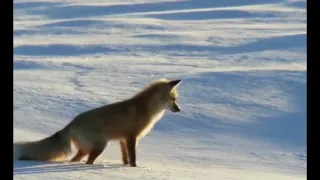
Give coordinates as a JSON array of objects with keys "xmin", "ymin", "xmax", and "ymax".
[{"xmin": 14, "ymin": 0, "xmax": 306, "ymax": 179}]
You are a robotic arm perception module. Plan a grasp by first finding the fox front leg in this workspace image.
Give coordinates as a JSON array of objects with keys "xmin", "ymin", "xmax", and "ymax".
[
  {"xmin": 126, "ymin": 135, "xmax": 138, "ymax": 167},
  {"xmin": 120, "ymin": 140, "xmax": 129, "ymax": 165}
]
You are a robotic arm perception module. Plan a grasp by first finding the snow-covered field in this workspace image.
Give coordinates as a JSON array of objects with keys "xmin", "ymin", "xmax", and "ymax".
[{"xmin": 13, "ymin": 0, "xmax": 306, "ymax": 179}]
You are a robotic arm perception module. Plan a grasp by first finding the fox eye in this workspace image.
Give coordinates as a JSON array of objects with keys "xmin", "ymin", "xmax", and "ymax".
[{"xmin": 172, "ymin": 97, "xmax": 176, "ymax": 101}]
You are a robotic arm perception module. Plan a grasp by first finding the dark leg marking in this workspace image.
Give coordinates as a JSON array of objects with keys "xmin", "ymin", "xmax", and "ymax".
[
  {"xmin": 70, "ymin": 150, "xmax": 86, "ymax": 162},
  {"xmin": 126, "ymin": 135, "xmax": 137, "ymax": 167},
  {"xmin": 85, "ymin": 141, "xmax": 107, "ymax": 165},
  {"xmin": 120, "ymin": 140, "xmax": 128, "ymax": 165}
]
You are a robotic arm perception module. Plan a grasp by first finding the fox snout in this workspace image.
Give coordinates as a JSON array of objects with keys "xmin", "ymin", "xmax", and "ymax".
[{"xmin": 169, "ymin": 102, "xmax": 181, "ymax": 112}]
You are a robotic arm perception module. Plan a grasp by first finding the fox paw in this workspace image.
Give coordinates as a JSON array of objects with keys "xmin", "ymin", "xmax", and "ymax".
[{"xmin": 122, "ymin": 159, "xmax": 129, "ymax": 165}]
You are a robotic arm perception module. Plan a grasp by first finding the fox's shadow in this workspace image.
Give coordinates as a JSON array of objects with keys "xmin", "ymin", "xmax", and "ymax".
[{"xmin": 13, "ymin": 160, "xmax": 123, "ymax": 175}]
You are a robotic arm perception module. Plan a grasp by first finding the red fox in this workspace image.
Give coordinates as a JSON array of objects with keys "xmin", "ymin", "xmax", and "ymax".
[{"xmin": 14, "ymin": 78, "xmax": 182, "ymax": 167}]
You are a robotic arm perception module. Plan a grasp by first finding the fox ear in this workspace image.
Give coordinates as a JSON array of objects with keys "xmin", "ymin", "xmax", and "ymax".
[{"xmin": 168, "ymin": 80, "xmax": 181, "ymax": 89}]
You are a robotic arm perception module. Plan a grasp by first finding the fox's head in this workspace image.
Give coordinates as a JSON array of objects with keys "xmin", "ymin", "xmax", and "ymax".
[
  {"xmin": 137, "ymin": 78, "xmax": 182, "ymax": 113},
  {"xmin": 165, "ymin": 80, "xmax": 182, "ymax": 113},
  {"xmin": 148, "ymin": 78, "xmax": 182, "ymax": 113}
]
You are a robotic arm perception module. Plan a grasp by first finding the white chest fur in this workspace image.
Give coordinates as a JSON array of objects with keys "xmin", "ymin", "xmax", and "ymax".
[{"xmin": 138, "ymin": 110, "xmax": 165, "ymax": 139}]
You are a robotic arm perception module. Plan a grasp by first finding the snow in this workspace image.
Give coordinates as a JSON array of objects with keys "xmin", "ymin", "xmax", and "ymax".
[{"xmin": 14, "ymin": 0, "xmax": 306, "ymax": 179}]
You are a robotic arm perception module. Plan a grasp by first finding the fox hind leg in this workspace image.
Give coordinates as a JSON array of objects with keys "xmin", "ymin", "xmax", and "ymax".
[
  {"xmin": 71, "ymin": 150, "xmax": 86, "ymax": 162},
  {"xmin": 85, "ymin": 140, "xmax": 108, "ymax": 165}
]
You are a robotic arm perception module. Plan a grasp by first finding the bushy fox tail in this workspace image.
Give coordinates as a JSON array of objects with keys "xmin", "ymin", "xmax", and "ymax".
[{"xmin": 14, "ymin": 127, "xmax": 72, "ymax": 161}]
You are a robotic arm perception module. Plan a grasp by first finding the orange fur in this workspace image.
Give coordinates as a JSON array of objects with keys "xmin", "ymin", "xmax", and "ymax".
[{"xmin": 14, "ymin": 78, "xmax": 182, "ymax": 166}]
